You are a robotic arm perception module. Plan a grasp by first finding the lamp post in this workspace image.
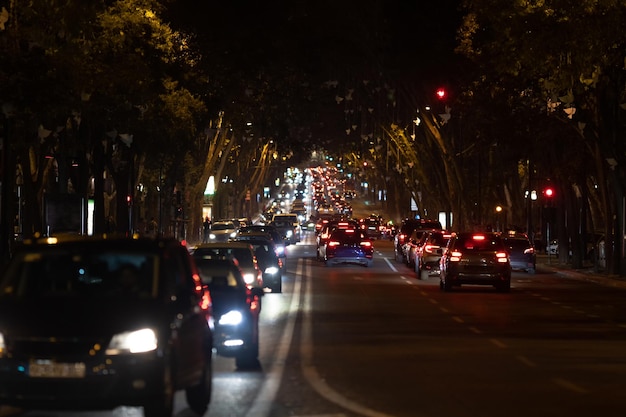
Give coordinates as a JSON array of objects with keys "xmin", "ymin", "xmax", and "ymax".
[{"xmin": 495, "ymin": 205, "xmax": 503, "ymax": 232}]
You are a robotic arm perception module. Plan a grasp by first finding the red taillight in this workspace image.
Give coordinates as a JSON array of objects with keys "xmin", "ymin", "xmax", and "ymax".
[
  {"xmin": 496, "ymin": 252, "xmax": 509, "ymax": 263},
  {"xmin": 328, "ymin": 241, "xmax": 340, "ymax": 247},
  {"xmin": 524, "ymin": 248, "xmax": 534, "ymax": 254},
  {"xmin": 449, "ymin": 251, "xmax": 462, "ymax": 262},
  {"xmin": 360, "ymin": 241, "xmax": 372, "ymax": 248}
]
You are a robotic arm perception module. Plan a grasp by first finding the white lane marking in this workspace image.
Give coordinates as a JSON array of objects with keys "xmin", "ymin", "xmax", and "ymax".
[
  {"xmin": 384, "ymin": 257, "xmax": 398, "ymax": 272},
  {"xmin": 301, "ymin": 260, "xmax": 402, "ymax": 417},
  {"xmin": 245, "ymin": 258, "xmax": 303, "ymax": 417}
]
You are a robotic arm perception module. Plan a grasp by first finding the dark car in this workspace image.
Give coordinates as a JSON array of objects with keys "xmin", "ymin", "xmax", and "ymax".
[
  {"xmin": 238, "ymin": 225, "xmax": 287, "ymax": 258},
  {"xmin": 439, "ymin": 232, "xmax": 512, "ymax": 292},
  {"xmin": 0, "ymin": 235, "xmax": 213, "ymax": 416},
  {"xmin": 394, "ymin": 218, "xmax": 443, "ymax": 263},
  {"xmin": 234, "ymin": 234, "xmax": 283, "ymax": 293},
  {"xmin": 192, "ymin": 256, "xmax": 263, "ymax": 369},
  {"xmin": 191, "ymin": 242, "xmax": 264, "ymax": 289},
  {"xmin": 316, "ymin": 219, "xmax": 360, "ymax": 260},
  {"xmin": 415, "ymin": 230, "xmax": 451, "ymax": 280},
  {"xmin": 360, "ymin": 216, "xmax": 385, "ymax": 240},
  {"xmin": 502, "ymin": 234, "xmax": 536, "ymax": 274},
  {"xmin": 324, "ymin": 228, "xmax": 374, "ymax": 267}
]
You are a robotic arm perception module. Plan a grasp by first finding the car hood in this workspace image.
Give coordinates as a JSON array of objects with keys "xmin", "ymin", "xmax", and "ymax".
[{"xmin": 0, "ymin": 295, "xmax": 168, "ymax": 339}]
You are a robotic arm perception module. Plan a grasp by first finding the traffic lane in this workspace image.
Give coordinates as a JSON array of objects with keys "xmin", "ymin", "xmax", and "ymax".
[{"xmin": 297, "ymin": 247, "xmax": 626, "ymax": 417}]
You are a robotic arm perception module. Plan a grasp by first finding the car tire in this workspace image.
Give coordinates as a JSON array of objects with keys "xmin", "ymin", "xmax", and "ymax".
[
  {"xmin": 143, "ymin": 361, "xmax": 174, "ymax": 417},
  {"xmin": 527, "ymin": 267, "xmax": 536, "ymax": 275},
  {"xmin": 366, "ymin": 259, "xmax": 373, "ymax": 267},
  {"xmin": 272, "ymin": 277, "xmax": 282, "ymax": 293},
  {"xmin": 441, "ymin": 277, "xmax": 453, "ymax": 292},
  {"xmin": 185, "ymin": 353, "xmax": 213, "ymax": 415},
  {"xmin": 235, "ymin": 333, "xmax": 259, "ymax": 370},
  {"xmin": 419, "ymin": 268, "xmax": 429, "ymax": 281}
]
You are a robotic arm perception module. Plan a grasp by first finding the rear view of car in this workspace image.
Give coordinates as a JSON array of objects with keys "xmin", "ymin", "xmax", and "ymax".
[
  {"xmin": 502, "ymin": 234, "xmax": 536, "ymax": 274},
  {"xmin": 192, "ymin": 256, "xmax": 263, "ymax": 370},
  {"xmin": 324, "ymin": 228, "xmax": 374, "ymax": 267},
  {"xmin": 0, "ymin": 235, "xmax": 213, "ymax": 416},
  {"xmin": 440, "ymin": 232, "xmax": 512, "ymax": 292}
]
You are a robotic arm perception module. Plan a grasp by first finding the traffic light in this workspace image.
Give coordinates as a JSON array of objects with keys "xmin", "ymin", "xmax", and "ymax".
[
  {"xmin": 435, "ymin": 88, "xmax": 447, "ymax": 100},
  {"xmin": 543, "ymin": 187, "xmax": 554, "ymax": 198}
]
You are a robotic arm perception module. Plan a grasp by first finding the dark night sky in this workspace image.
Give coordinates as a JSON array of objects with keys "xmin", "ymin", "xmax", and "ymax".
[{"xmin": 171, "ymin": 0, "xmax": 463, "ymax": 84}]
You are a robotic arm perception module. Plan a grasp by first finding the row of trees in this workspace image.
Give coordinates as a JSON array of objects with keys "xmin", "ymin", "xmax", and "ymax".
[
  {"xmin": 345, "ymin": 1, "xmax": 625, "ymax": 274},
  {"xmin": 1, "ymin": 1, "xmax": 625, "ymax": 275},
  {"xmin": 0, "ymin": 0, "xmax": 334, "ymax": 256}
]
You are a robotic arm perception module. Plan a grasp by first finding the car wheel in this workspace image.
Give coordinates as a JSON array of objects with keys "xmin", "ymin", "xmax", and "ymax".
[
  {"xmin": 366, "ymin": 259, "xmax": 373, "ymax": 267},
  {"xmin": 441, "ymin": 276, "xmax": 453, "ymax": 292},
  {"xmin": 272, "ymin": 277, "xmax": 282, "ymax": 293},
  {"xmin": 235, "ymin": 324, "xmax": 260, "ymax": 370},
  {"xmin": 143, "ymin": 361, "xmax": 174, "ymax": 417},
  {"xmin": 527, "ymin": 267, "xmax": 536, "ymax": 275},
  {"xmin": 185, "ymin": 353, "xmax": 213, "ymax": 415},
  {"xmin": 419, "ymin": 268, "xmax": 429, "ymax": 281}
]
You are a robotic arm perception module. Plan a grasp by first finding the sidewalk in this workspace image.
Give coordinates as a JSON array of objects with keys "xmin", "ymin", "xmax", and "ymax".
[{"xmin": 536, "ymin": 254, "xmax": 626, "ymax": 289}]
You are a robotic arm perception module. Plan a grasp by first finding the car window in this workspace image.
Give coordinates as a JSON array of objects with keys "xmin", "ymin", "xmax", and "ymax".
[
  {"xmin": 456, "ymin": 236, "xmax": 504, "ymax": 251},
  {"xmin": 1, "ymin": 249, "xmax": 157, "ymax": 299}
]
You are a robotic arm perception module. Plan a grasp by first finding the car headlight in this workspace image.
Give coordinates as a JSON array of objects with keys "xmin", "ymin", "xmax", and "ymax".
[
  {"xmin": 286, "ymin": 230, "xmax": 293, "ymax": 237},
  {"xmin": 106, "ymin": 328, "xmax": 157, "ymax": 354},
  {"xmin": 0, "ymin": 332, "xmax": 5, "ymax": 356},
  {"xmin": 275, "ymin": 246, "xmax": 285, "ymax": 256},
  {"xmin": 219, "ymin": 310, "xmax": 243, "ymax": 326},
  {"xmin": 264, "ymin": 266, "xmax": 280, "ymax": 275},
  {"xmin": 229, "ymin": 231, "xmax": 237, "ymax": 238},
  {"xmin": 242, "ymin": 272, "xmax": 256, "ymax": 285},
  {"xmin": 209, "ymin": 233, "xmax": 216, "ymax": 240}
]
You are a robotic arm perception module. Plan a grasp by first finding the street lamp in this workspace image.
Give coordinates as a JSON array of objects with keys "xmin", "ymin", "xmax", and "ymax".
[{"xmin": 495, "ymin": 205, "xmax": 503, "ymax": 232}]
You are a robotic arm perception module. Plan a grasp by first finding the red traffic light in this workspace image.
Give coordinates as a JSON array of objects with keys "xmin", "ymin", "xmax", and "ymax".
[
  {"xmin": 435, "ymin": 88, "xmax": 447, "ymax": 100},
  {"xmin": 544, "ymin": 188, "xmax": 554, "ymax": 197}
]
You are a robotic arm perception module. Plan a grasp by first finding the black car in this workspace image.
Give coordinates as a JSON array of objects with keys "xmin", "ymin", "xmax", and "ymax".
[
  {"xmin": 394, "ymin": 218, "xmax": 443, "ymax": 263},
  {"xmin": 439, "ymin": 232, "xmax": 512, "ymax": 292},
  {"xmin": 502, "ymin": 234, "xmax": 536, "ymax": 274},
  {"xmin": 234, "ymin": 234, "xmax": 283, "ymax": 293},
  {"xmin": 238, "ymin": 225, "xmax": 287, "ymax": 258},
  {"xmin": 0, "ymin": 235, "xmax": 213, "ymax": 416},
  {"xmin": 324, "ymin": 228, "xmax": 374, "ymax": 267},
  {"xmin": 192, "ymin": 256, "xmax": 263, "ymax": 369}
]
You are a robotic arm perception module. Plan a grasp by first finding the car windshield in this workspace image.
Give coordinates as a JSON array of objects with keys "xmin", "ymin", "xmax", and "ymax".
[
  {"xmin": 194, "ymin": 247, "xmax": 254, "ymax": 266},
  {"xmin": 1, "ymin": 249, "xmax": 157, "ymax": 299},
  {"xmin": 211, "ymin": 223, "xmax": 235, "ymax": 230}
]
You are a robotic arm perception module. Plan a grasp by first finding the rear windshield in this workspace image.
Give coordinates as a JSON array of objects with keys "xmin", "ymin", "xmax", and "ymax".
[
  {"xmin": 1, "ymin": 250, "xmax": 157, "ymax": 299},
  {"xmin": 455, "ymin": 235, "xmax": 505, "ymax": 251}
]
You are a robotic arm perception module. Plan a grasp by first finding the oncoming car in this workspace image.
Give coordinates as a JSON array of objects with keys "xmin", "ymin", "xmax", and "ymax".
[
  {"xmin": 439, "ymin": 232, "xmax": 512, "ymax": 292},
  {"xmin": 0, "ymin": 235, "xmax": 213, "ymax": 416}
]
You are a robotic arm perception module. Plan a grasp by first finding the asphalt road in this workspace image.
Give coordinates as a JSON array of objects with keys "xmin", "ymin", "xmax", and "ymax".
[{"xmin": 3, "ymin": 232, "xmax": 626, "ymax": 417}]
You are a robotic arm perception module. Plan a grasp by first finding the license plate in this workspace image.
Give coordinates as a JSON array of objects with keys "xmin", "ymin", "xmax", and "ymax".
[{"xmin": 29, "ymin": 360, "xmax": 86, "ymax": 378}]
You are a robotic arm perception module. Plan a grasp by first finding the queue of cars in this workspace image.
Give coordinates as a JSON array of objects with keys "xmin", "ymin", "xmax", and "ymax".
[{"xmin": 392, "ymin": 217, "xmax": 537, "ymax": 292}]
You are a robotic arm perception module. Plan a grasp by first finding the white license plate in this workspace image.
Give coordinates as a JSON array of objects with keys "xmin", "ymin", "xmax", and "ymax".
[{"xmin": 29, "ymin": 360, "xmax": 86, "ymax": 378}]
